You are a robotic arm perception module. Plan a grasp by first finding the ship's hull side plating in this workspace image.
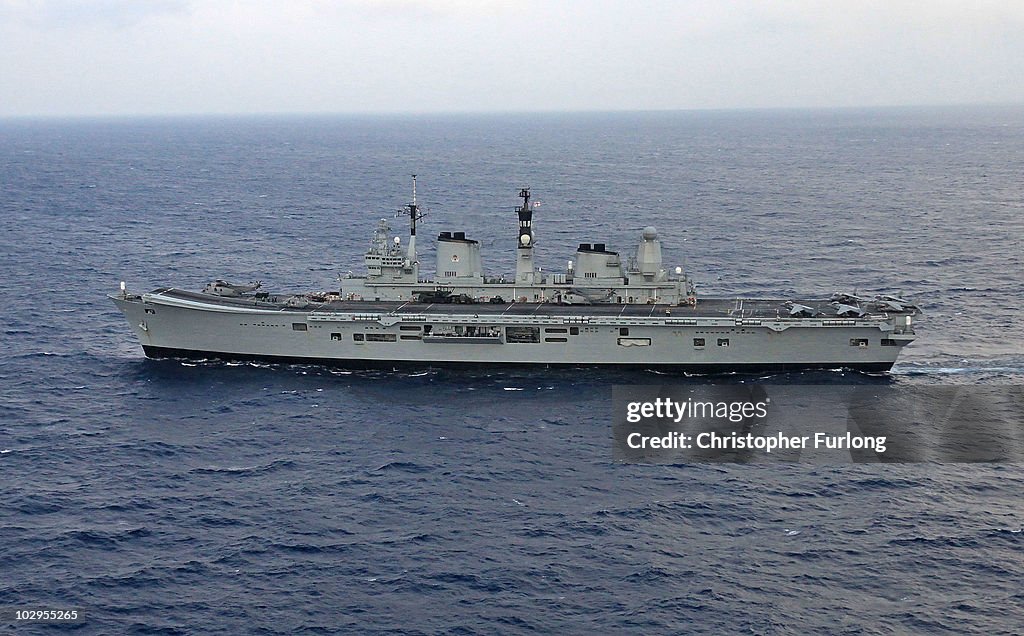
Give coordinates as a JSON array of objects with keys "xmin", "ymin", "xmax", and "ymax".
[{"xmin": 111, "ymin": 292, "xmax": 914, "ymax": 373}]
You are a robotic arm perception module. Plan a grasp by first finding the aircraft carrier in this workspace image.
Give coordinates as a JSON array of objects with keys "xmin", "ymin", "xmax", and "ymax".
[{"xmin": 111, "ymin": 178, "xmax": 920, "ymax": 373}]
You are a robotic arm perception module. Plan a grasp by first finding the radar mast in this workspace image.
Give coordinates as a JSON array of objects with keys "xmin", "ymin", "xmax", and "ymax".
[{"xmin": 515, "ymin": 187, "xmax": 537, "ymax": 285}]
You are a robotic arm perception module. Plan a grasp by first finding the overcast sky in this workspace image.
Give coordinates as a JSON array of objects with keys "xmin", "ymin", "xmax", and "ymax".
[{"xmin": 1, "ymin": 0, "xmax": 1022, "ymax": 117}]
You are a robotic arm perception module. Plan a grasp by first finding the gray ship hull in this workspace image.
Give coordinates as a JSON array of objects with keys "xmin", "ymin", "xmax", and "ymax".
[
  {"xmin": 136, "ymin": 345, "xmax": 895, "ymax": 373},
  {"xmin": 111, "ymin": 289, "xmax": 915, "ymax": 373}
]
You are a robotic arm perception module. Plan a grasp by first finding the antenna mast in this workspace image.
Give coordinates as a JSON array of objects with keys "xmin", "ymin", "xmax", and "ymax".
[
  {"xmin": 409, "ymin": 174, "xmax": 420, "ymax": 237},
  {"xmin": 403, "ymin": 174, "xmax": 423, "ymax": 269}
]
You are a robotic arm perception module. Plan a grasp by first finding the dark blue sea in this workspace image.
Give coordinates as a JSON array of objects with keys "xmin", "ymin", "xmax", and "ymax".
[{"xmin": 2, "ymin": 108, "xmax": 1023, "ymax": 634}]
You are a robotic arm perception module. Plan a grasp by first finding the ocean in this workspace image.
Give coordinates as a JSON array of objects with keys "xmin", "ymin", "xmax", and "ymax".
[{"xmin": 2, "ymin": 107, "xmax": 1023, "ymax": 634}]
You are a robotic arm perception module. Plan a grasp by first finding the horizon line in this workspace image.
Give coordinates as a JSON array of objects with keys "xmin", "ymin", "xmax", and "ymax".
[{"xmin": 3, "ymin": 101, "xmax": 1023, "ymax": 123}]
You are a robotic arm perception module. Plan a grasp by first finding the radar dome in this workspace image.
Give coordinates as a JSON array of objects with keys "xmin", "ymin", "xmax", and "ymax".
[{"xmin": 643, "ymin": 227, "xmax": 658, "ymax": 240}]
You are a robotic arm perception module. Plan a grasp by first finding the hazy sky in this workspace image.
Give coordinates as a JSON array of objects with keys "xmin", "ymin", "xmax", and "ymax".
[{"xmin": 1, "ymin": 0, "xmax": 1022, "ymax": 117}]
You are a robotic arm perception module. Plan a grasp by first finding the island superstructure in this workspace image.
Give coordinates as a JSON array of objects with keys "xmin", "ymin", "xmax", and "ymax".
[{"xmin": 111, "ymin": 178, "xmax": 920, "ymax": 372}]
